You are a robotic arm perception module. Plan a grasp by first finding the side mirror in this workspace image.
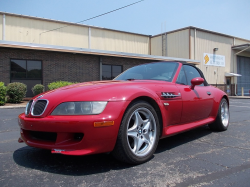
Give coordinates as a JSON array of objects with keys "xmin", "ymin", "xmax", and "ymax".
[{"xmin": 190, "ymin": 77, "xmax": 204, "ymax": 89}]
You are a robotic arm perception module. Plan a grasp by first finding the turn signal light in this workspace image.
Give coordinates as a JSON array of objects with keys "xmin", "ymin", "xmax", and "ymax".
[{"xmin": 94, "ymin": 121, "xmax": 114, "ymax": 127}]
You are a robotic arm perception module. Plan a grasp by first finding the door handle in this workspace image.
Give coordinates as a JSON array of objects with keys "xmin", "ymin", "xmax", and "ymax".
[{"xmin": 207, "ymin": 91, "xmax": 211, "ymax": 95}]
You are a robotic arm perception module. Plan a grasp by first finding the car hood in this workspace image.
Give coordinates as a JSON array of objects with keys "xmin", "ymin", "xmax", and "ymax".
[{"xmin": 34, "ymin": 80, "xmax": 173, "ymax": 104}]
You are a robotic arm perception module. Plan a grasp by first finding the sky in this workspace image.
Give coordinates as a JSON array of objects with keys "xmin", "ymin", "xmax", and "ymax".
[{"xmin": 0, "ymin": 0, "xmax": 250, "ymax": 40}]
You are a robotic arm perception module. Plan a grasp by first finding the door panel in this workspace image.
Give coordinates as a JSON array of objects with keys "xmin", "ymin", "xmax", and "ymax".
[
  {"xmin": 176, "ymin": 65, "xmax": 213, "ymax": 123},
  {"xmin": 177, "ymin": 85, "xmax": 213, "ymax": 123}
]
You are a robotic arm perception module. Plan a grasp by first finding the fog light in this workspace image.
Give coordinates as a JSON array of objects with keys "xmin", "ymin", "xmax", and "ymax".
[{"xmin": 74, "ymin": 133, "xmax": 84, "ymax": 141}]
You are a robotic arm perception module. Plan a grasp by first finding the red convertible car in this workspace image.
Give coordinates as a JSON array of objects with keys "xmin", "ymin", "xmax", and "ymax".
[{"xmin": 18, "ymin": 62, "xmax": 229, "ymax": 164}]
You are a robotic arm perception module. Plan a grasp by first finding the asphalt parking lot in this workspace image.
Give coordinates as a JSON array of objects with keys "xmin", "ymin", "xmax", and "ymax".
[{"xmin": 0, "ymin": 98, "xmax": 250, "ymax": 187}]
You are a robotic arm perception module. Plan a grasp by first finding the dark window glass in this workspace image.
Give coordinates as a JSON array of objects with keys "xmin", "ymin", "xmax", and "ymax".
[
  {"xmin": 112, "ymin": 65, "xmax": 122, "ymax": 79},
  {"xmin": 10, "ymin": 59, "xmax": 42, "ymax": 79},
  {"xmin": 183, "ymin": 65, "xmax": 204, "ymax": 86},
  {"xmin": 176, "ymin": 67, "xmax": 187, "ymax": 85},
  {"xmin": 102, "ymin": 65, "xmax": 122, "ymax": 80},
  {"xmin": 11, "ymin": 60, "xmax": 26, "ymax": 78},
  {"xmin": 102, "ymin": 64, "xmax": 111, "ymax": 72},
  {"xmin": 102, "ymin": 65, "xmax": 112, "ymax": 80},
  {"xmin": 27, "ymin": 61, "xmax": 42, "ymax": 78},
  {"xmin": 115, "ymin": 62, "xmax": 178, "ymax": 82}
]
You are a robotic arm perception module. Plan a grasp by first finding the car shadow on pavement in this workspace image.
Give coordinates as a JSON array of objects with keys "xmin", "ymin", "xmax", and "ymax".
[
  {"xmin": 13, "ymin": 146, "xmax": 132, "ymax": 176},
  {"xmin": 13, "ymin": 126, "xmax": 212, "ymax": 176},
  {"xmin": 155, "ymin": 125, "xmax": 212, "ymax": 154}
]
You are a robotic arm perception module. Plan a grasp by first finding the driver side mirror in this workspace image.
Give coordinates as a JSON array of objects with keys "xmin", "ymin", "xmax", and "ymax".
[{"xmin": 190, "ymin": 77, "xmax": 204, "ymax": 89}]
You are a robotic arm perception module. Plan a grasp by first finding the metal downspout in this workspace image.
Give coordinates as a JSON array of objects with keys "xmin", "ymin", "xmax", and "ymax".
[
  {"xmin": 194, "ymin": 29, "xmax": 196, "ymax": 60},
  {"xmin": 2, "ymin": 14, "xmax": 5, "ymax": 40},
  {"xmin": 100, "ymin": 56, "xmax": 102, "ymax": 80},
  {"xmin": 149, "ymin": 35, "xmax": 152, "ymax": 55},
  {"xmin": 233, "ymin": 38, "xmax": 236, "ymax": 95},
  {"xmin": 88, "ymin": 27, "xmax": 91, "ymax": 49},
  {"xmin": 165, "ymin": 32, "xmax": 167, "ymax": 56}
]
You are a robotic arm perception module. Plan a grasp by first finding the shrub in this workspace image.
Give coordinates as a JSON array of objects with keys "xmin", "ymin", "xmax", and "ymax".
[
  {"xmin": 6, "ymin": 82, "xmax": 27, "ymax": 103},
  {"xmin": 47, "ymin": 81, "xmax": 77, "ymax": 90},
  {"xmin": 0, "ymin": 82, "xmax": 7, "ymax": 106},
  {"xmin": 32, "ymin": 84, "xmax": 44, "ymax": 96}
]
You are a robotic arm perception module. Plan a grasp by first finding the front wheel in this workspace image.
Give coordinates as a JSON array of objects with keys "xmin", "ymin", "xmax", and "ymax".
[
  {"xmin": 209, "ymin": 98, "xmax": 229, "ymax": 131},
  {"xmin": 112, "ymin": 100, "xmax": 160, "ymax": 164}
]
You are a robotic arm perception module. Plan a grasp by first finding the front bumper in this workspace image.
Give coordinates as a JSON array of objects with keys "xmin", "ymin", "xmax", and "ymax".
[{"xmin": 18, "ymin": 101, "xmax": 129, "ymax": 155}]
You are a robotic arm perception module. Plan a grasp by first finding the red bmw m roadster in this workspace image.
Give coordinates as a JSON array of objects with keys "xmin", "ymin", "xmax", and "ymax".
[{"xmin": 18, "ymin": 62, "xmax": 229, "ymax": 164}]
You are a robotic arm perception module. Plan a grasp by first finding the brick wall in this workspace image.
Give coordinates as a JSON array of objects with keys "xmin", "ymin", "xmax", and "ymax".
[
  {"xmin": 2, "ymin": 48, "xmax": 234, "ymax": 97},
  {"xmin": 42, "ymin": 52, "xmax": 100, "ymax": 88},
  {"xmin": 0, "ymin": 48, "xmax": 100, "ymax": 90},
  {"xmin": 0, "ymin": 47, "xmax": 156, "ymax": 92},
  {"xmin": 210, "ymin": 84, "xmax": 237, "ymax": 96},
  {"xmin": 0, "ymin": 48, "xmax": 11, "ymax": 85}
]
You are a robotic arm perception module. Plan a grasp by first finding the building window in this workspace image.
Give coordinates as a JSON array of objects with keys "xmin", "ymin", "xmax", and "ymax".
[
  {"xmin": 10, "ymin": 59, "xmax": 43, "ymax": 97},
  {"xmin": 11, "ymin": 59, "xmax": 42, "ymax": 79},
  {"xmin": 102, "ymin": 64, "xmax": 122, "ymax": 80}
]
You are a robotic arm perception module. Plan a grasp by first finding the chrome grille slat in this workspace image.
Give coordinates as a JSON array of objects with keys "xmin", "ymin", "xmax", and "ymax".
[{"xmin": 25, "ymin": 100, "xmax": 33, "ymax": 115}]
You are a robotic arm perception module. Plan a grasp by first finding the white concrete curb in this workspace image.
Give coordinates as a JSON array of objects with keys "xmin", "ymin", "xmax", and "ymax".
[
  {"xmin": 228, "ymin": 96, "xmax": 250, "ymax": 99},
  {"xmin": 0, "ymin": 105, "xmax": 26, "ymax": 109}
]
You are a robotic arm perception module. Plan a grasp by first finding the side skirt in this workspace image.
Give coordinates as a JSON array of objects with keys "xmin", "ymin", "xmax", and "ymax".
[{"xmin": 161, "ymin": 117, "xmax": 215, "ymax": 138}]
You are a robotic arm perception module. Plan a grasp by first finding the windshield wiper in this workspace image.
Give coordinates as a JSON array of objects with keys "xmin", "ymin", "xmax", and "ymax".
[{"xmin": 126, "ymin": 78, "xmax": 136, "ymax": 81}]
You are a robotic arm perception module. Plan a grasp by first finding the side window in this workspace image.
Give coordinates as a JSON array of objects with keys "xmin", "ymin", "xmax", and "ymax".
[
  {"xmin": 176, "ymin": 67, "xmax": 187, "ymax": 85},
  {"xmin": 183, "ymin": 65, "xmax": 204, "ymax": 86}
]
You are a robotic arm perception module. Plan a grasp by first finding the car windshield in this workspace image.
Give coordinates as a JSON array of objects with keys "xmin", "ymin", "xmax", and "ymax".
[{"xmin": 114, "ymin": 62, "xmax": 179, "ymax": 82}]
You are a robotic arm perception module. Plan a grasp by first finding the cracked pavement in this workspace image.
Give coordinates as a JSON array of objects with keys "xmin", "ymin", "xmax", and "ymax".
[{"xmin": 0, "ymin": 99, "xmax": 250, "ymax": 187}]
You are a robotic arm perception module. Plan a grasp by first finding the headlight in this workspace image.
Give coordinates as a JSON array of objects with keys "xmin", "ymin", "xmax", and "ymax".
[{"xmin": 51, "ymin": 101, "xmax": 107, "ymax": 115}]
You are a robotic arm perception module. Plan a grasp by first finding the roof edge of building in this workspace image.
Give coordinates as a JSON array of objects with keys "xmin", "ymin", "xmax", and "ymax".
[
  {"xmin": 152, "ymin": 26, "xmax": 250, "ymax": 43},
  {"xmin": 232, "ymin": 43, "xmax": 250, "ymax": 49},
  {"xmin": 0, "ymin": 40, "xmax": 200, "ymax": 64}
]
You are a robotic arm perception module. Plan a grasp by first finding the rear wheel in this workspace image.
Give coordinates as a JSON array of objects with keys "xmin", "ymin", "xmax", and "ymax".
[
  {"xmin": 112, "ymin": 100, "xmax": 160, "ymax": 164},
  {"xmin": 209, "ymin": 98, "xmax": 229, "ymax": 131}
]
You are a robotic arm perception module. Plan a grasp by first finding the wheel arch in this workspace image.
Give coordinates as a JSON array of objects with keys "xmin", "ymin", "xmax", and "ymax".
[
  {"xmin": 208, "ymin": 94, "xmax": 230, "ymax": 131},
  {"xmin": 222, "ymin": 95, "xmax": 229, "ymax": 107},
  {"xmin": 210, "ymin": 88, "xmax": 230, "ymax": 117}
]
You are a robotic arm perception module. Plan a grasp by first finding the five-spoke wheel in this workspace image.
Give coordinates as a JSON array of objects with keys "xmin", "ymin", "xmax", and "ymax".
[
  {"xmin": 127, "ymin": 107, "xmax": 157, "ymax": 157},
  {"xmin": 209, "ymin": 98, "xmax": 229, "ymax": 131},
  {"xmin": 112, "ymin": 100, "xmax": 160, "ymax": 164},
  {"xmin": 220, "ymin": 99, "xmax": 229, "ymax": 128}
]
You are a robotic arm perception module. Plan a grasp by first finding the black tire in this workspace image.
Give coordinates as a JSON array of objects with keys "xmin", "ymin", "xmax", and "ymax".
[
  {"xmin": 209, "ymin": 98, "xmax": 229, "ymax": 131},
  {"xmin": 112, "ymin": 100, "xmax": 160, "ymax": 164}
]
